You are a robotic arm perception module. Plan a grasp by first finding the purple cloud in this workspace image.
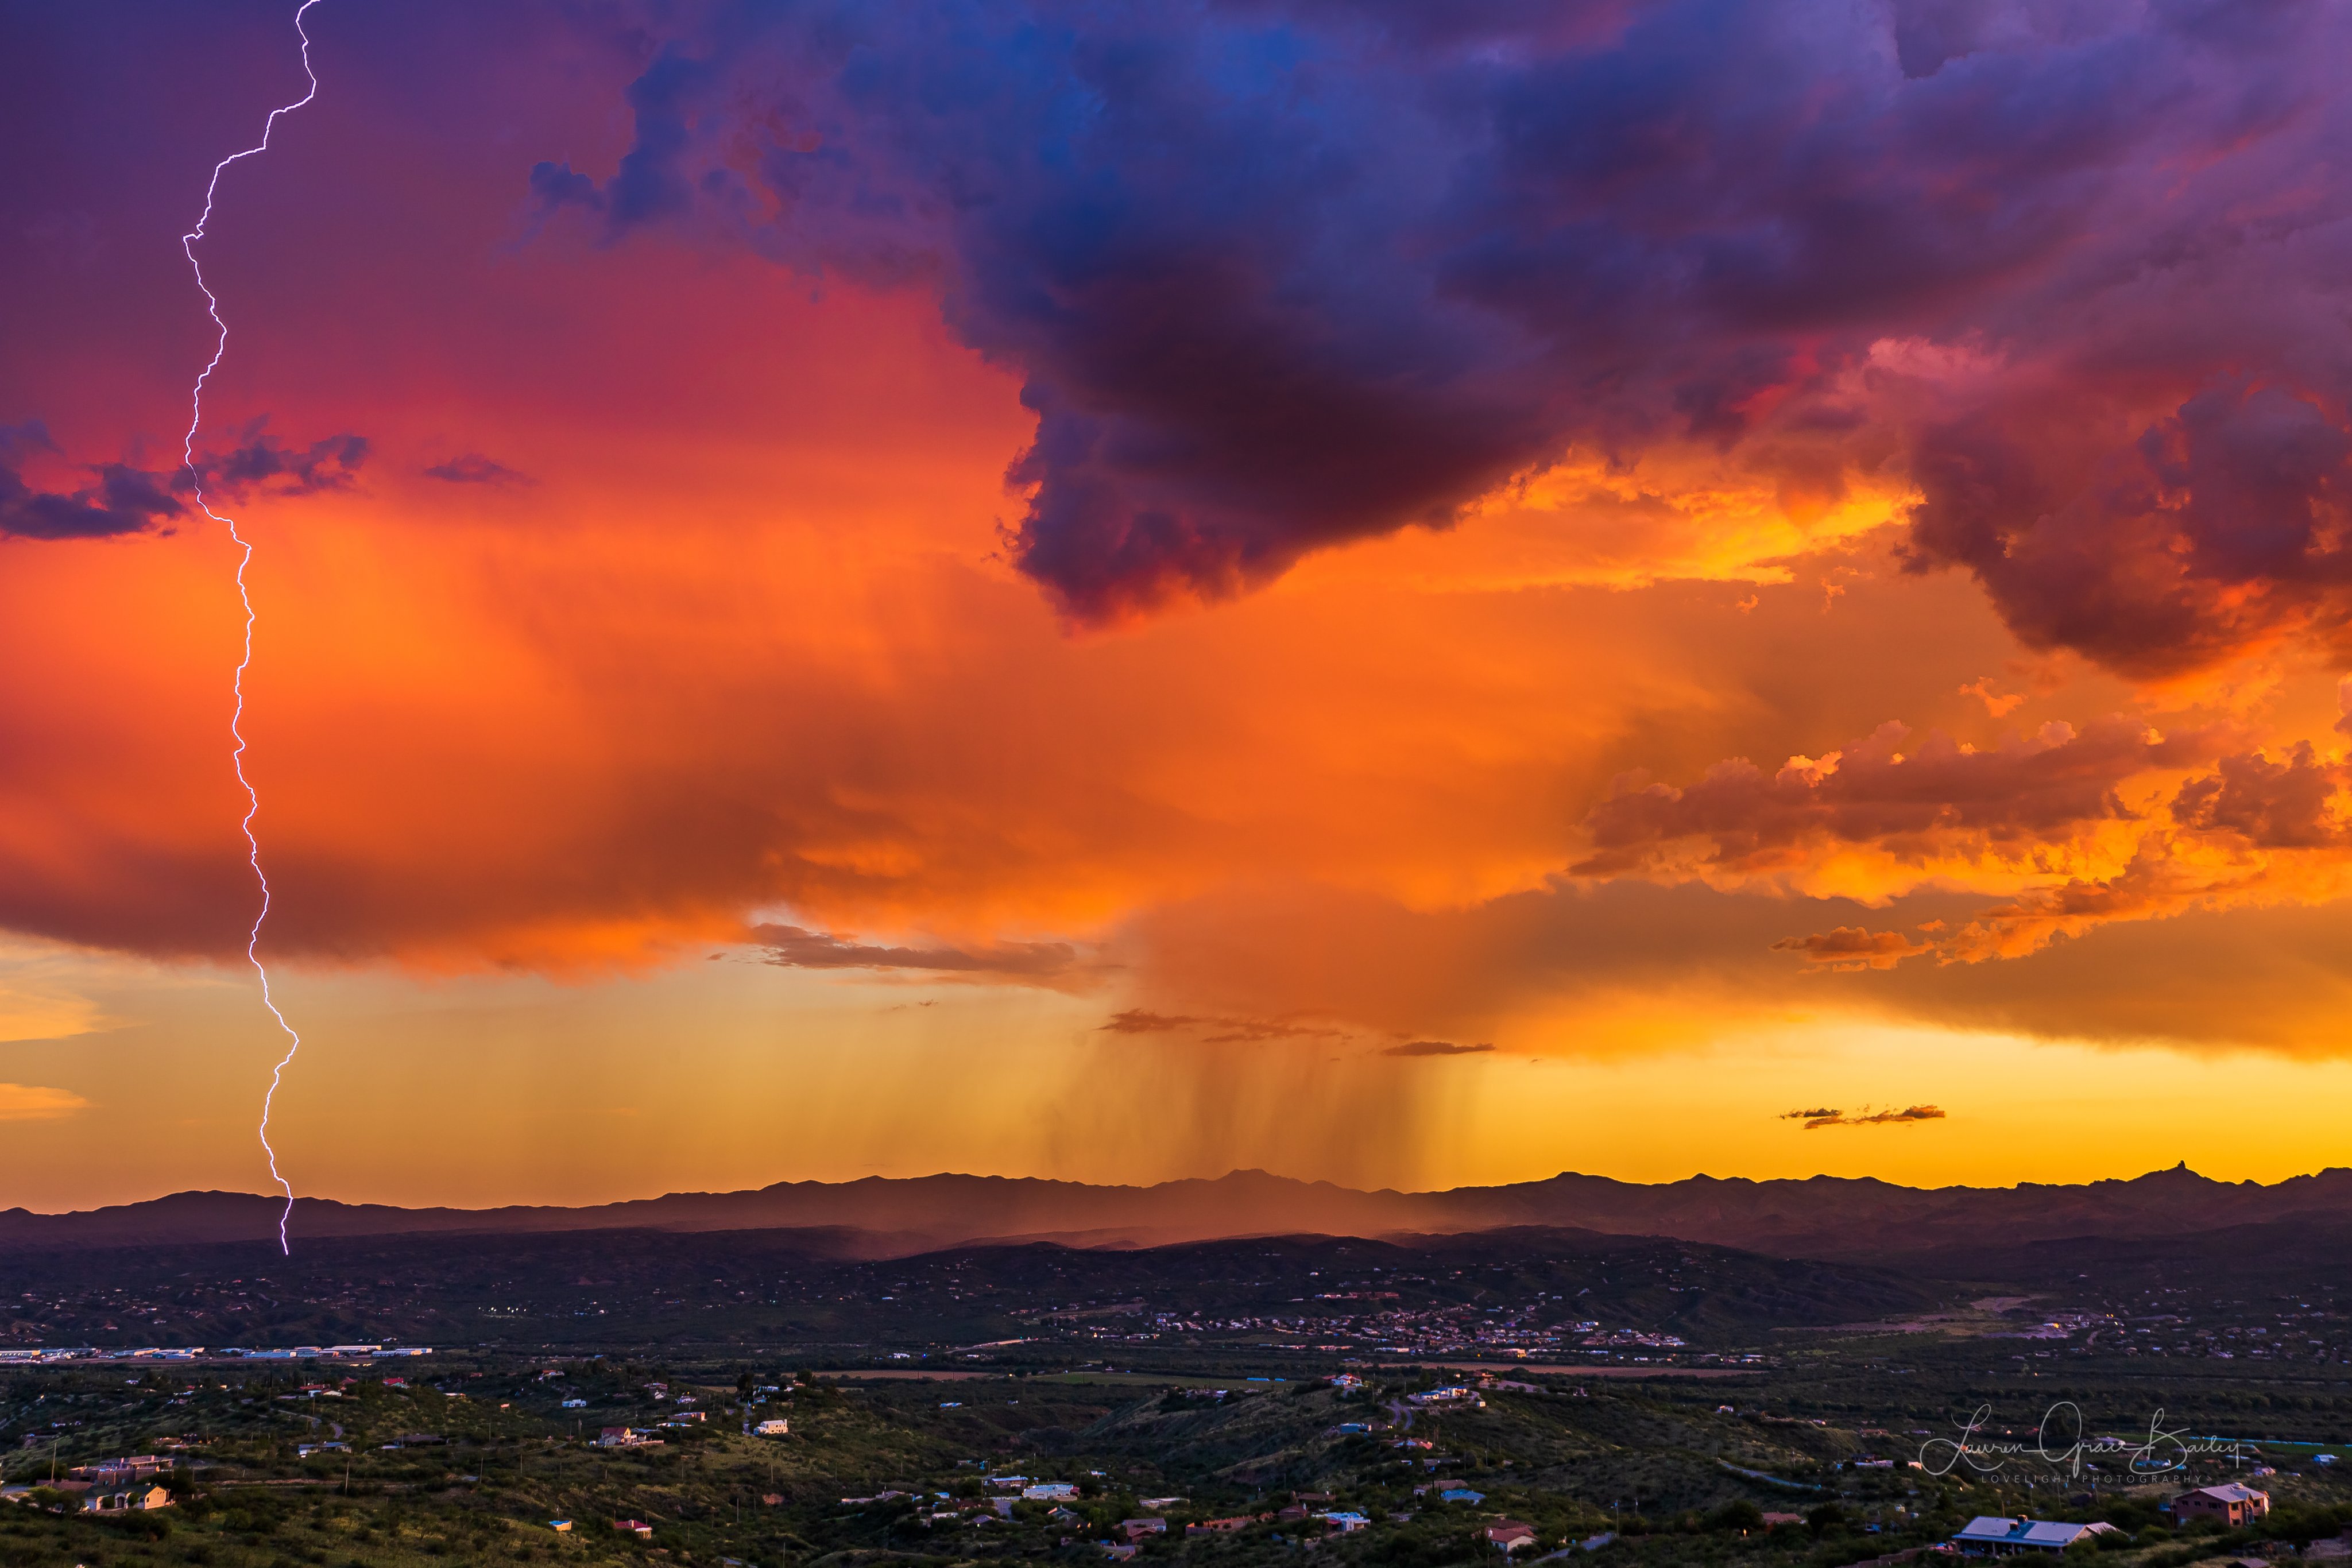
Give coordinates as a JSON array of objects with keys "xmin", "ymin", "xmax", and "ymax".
[{"xmin": 548, "ymin": 0, "xmax": 2352, "ymax": 661}]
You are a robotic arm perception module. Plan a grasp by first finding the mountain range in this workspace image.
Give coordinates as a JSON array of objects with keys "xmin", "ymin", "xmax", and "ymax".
[{"xmin": 6, "ymin": 1162, "xmax": 2348, "ymax": 1260}]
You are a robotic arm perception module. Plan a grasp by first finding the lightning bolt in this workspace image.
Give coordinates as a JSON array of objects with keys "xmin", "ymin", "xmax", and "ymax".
[{"xmin": 179, "ymin": 0, "xmax": 327, "ymax": 1258}]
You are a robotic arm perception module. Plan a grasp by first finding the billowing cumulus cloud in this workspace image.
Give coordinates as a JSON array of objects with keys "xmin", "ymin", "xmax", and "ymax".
[
  {"xmin": 1573, "ymin": 715, "xmax": 2222, "ymax": 888},
  {"xmin": 2171, "ymin": 744, "xmax": 2351, "ymax": 850},
  {"xmin": 1593, "ymin": 721, "xmax": 2352, "ymax": 968},
  {"xmin": 550, "ymin": 0, "xmax": 2352, "ymax": 645}
]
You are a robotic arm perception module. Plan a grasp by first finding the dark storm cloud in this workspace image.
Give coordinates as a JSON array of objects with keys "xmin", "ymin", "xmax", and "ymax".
[
  {"xmin": 544, "ymin": 0, "xmax": 2352, "ymax": 652},
  {"xmin": 198, "ymin": 430, "xmax": 369, "ymax": 496},
  {"xmin": 0, "ymin": 453, "xmax": 184, "ymax": 540},
  {"xmin": 0, "ymin": 424, "xmax": 370, "ymax": 542}
]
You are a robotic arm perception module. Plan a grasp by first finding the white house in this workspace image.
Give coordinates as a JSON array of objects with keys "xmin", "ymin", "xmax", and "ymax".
[{"xmin": 1953, "ymin": 1517, "xmax": 2122, "ymax": 1554}]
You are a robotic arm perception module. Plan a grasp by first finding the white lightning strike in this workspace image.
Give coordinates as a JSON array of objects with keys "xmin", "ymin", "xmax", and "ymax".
[{"xmin": 179, "ymin": 0, "xmax": 327, "ymax": 1258}]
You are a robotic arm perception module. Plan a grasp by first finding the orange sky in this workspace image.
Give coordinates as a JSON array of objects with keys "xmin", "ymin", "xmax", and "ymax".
[{"xmin": 7, "ymin": 0, "xmax": 2352, "ymax": 1211}]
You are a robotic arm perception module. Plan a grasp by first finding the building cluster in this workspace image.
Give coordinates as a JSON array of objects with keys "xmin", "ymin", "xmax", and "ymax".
[
  {"xmin": 0, "ymin": 1344, "xmax": 430, "ymax": 1366},
  {"xmin": 593, "ymin": 1426, "xmax": 666, "ymax": 1450},
  {"xmin": 1407, "ymin": 1385, "xmax": 1487, "ymax": 1408},
  {"xmin": 1577, "ymin": 1328, "xmax": 1689, "ymax": 1351},
  {"xmin": 0, "ymin": 1453, "xmax": 176, "ymax": 1516},
  {"xmin": 1103, "ymin": 1300, "xmax": 1602, "ymax": 1357}
]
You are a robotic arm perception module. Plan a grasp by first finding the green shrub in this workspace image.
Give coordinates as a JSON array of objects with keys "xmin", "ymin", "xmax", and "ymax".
[{"xmin": 1707, "ymin": 1501, "xmax": 1765, "ymax": 1534}]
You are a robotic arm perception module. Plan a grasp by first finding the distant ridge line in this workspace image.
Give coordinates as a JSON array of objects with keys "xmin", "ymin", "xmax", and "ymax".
[{"xmin": 5, "ymin": 1164, "xmax": 2351, "ymax": 1261}]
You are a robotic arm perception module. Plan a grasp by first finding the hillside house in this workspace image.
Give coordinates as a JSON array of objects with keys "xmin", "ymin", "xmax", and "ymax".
[
  {"xmin": 1486, "ymin": 1522, "xmax": 1539, "ymax": 1552},
  {"xmin": 2173, "ymin": 1485, "xmax": 2270, "ymax": 1527},
  {"xmin": 1953, "ymin": 1517, "xmax": 2123, "ymax": 1554},
  {"xmin": 596, "ymin": 1427, "xmax": 661, "ymax": 1449},
  {"xmin": 1186, "ymin": 1517, "xmax": 1254, "ymax": 1535},
  {"xmin": 1410, "ymin": 1386, "xmax": 1486, "ymax": 1407},
  {"xmin": 72, "ymin": 1456, "xmax": 167, "ymax": 1482}
]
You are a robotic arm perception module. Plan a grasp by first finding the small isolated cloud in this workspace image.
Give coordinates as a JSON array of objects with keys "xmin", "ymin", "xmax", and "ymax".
[
  {"xmin": 1384, "ymin": 1040, "xmax": 1495, "ymax": 1058},
  {"xmin": 0, "ymin": 1082, "xmax": 89, "ymax": 1121},
  {"xmin": 749, "ymin": 923, "xmax": 1076, "ymax": 979},
  {"xmin": 423, "ymin": 453, "xmax": 531, "ymax": 486},
  {"xmin": 1781, "ymin": 1104, "xmax": 1945, "ymax": 1130},
  {"xmin": 1959, "ymin": 678, "xmax": 2024, "ymax": 719},
  {"xmin": 1770, "ymin": 926, "xmax": 1932, "ymax": 970},
  {"xmin": 1098, "ymin": 1008, "xmax": 1344, "ymax": 1045},
  {"xmin": 1100, "ymin": 1009, "xmax": 1205, "ymax": 1034}
]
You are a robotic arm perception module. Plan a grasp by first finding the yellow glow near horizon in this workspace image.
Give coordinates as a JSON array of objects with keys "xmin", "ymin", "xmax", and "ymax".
[{"xmin": 2, "ymin": 946, "xmax": 2346, "ymax": 1212}]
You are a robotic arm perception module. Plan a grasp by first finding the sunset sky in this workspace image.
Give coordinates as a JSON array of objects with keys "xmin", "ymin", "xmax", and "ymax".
[{"xmin": 7, "ymin": 0, "xmax": 2352, "ymax": 1211}]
